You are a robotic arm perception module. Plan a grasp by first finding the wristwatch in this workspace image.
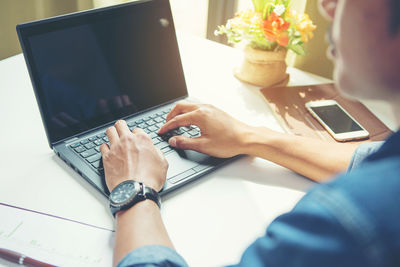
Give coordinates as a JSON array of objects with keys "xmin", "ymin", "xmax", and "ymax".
[{"xmin": 109, "ymin": 180, "xmax": 161, "ymax": 217}]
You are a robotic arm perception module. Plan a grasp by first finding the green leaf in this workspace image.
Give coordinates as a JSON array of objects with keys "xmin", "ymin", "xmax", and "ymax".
[
  {"xmin": 289, "ymin": 44, "xmax": 306, "ymax": 55},
  {"xmin": 263, "ymin": 3, "xmax": 274, "ymax": 19}
]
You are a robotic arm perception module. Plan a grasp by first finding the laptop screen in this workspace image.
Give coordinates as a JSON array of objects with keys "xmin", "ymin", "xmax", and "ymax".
[{"xmin": 18, "ymin": 0, "xmax": 187, "ymax": 145}]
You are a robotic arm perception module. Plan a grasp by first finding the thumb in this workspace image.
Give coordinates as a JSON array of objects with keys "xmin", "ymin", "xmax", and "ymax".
[{"xmin": 169, "ymin": 136, "xmax": 203, "ymax": 151}]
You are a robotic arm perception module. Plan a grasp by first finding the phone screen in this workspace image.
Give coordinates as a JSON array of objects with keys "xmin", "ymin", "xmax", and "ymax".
[{"xmin": 310, "ymin": 104, "xmax": 363, "ymax": 134}]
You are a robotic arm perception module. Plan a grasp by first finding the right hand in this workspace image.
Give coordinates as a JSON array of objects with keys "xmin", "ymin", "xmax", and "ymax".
[{"xmin": 158, "ymin": 101, "xmax": 251, "ymax": 158}]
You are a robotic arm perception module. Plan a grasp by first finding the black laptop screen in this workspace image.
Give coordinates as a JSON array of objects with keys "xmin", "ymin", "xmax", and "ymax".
[{"xmin": 18, "ymin": 0, "xmax": 187, "ymax": 145}]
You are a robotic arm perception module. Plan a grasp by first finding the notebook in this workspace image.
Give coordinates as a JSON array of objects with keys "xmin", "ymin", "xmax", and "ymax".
[
  {"xmin": 16, "ymin": 0, "xmax": 236, "ymax": 197},
  {"xmin": 261, "ymin": 83, "xmax": 392, "ymax": 143}
]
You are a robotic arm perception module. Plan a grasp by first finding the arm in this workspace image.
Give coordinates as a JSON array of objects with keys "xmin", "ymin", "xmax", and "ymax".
[
  {"xmin": 158, "ymin": 101, "xmax": 359, "ymax": 182},
  {"xmin": 242, "ymin": 127, "xmax": 359, "ymax": 181},
  {"xmin": 100, "ymin": 120, "xmax": 174, "ymax": 266}
]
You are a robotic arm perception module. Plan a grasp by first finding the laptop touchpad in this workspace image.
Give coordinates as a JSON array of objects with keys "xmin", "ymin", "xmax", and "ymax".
[{"xmin": 165, "ymin": 150, "xmax": 211, "ymax": 178}]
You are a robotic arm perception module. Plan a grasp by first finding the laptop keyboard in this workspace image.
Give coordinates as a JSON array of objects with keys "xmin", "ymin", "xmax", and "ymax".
[{"xmin": 68, "ymin": 108, "xmax": 201, "ymax": 172}]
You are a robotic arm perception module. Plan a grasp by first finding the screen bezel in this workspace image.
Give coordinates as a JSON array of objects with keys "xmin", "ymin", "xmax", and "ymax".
[
  {"xmin": 16, "ymin": 0, "xmax": 188, "ymax": 148},
  {"xmin": 306, "ymin": 100, "xmax": 369, "ymax": 141}
]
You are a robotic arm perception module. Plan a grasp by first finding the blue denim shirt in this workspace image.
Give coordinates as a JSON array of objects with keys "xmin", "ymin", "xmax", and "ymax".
[{"xmin": 118, "ymin": 131, "xmax": 400, "ymax": 267}]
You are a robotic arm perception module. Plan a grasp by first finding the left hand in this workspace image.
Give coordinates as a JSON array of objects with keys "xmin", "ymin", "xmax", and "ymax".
[{"xmin": 100, "ymin": 120, "xmax": 168, "ymax": 192}]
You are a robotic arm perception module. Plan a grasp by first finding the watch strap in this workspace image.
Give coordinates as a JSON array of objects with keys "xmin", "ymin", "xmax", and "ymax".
[
  {"xmin": 110, "ymin": 181, "xmax": 161, "ymax": 218},
  {"xmin": 142, "ymin": 184, "xmax": 162, "ymax": 209}
]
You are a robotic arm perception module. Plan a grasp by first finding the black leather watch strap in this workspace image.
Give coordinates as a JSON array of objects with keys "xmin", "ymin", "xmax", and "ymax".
[{"xmin": 141, "ymin": 184, "xmax": 162, "ymax": 209}]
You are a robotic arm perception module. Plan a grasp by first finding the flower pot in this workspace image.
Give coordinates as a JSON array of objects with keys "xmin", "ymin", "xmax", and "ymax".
[{"xmin": 234, "ymin": 46, "xmax": 290, "ymax": 88}]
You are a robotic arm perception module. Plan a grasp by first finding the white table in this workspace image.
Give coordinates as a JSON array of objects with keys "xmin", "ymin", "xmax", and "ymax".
[{"xmin": 0, "ymin": 32, "xmax": 395, "ymax": 267}]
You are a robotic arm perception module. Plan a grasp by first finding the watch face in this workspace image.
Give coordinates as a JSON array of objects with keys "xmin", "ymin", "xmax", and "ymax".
[{"xmin": 110, "ymin": 181, "xmax": 138, "ymax": 205}]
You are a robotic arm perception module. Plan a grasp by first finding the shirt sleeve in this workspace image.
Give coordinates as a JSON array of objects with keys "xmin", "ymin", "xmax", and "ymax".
[
  {"xmin": 117, "ymin": 245, "xmax": 189, "ymax": 267},
  {"xmin": 347, "ymin": 142, "xmax": 383, "ymax": 172},
  {"xmin": 229, "ymin": 183, "xmax": 372, "ymax": 267}
]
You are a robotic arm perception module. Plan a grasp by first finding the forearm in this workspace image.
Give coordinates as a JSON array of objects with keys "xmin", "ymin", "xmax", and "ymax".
[
  {"xmin": 240, "ymin": 126, "xmax": 359, "ymax": 182},
  {"xmin": 114, "ymin": 200, "xmax": 173, "ymax": 266}
]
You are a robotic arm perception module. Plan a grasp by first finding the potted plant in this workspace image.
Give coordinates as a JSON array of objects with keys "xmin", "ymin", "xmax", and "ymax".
[{"xmin": 215, "ymin": 0, "xmax": 316, "ymax": 88}]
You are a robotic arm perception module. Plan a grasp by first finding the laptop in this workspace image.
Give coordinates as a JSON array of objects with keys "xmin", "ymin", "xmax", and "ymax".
[{"xmin": 17, "ymin": 0, "xmax": 235, "ymax": 197}]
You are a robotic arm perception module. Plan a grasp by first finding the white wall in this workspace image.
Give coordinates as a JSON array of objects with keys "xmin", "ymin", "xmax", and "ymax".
[
  {"xmin": 94, "ymin": 0, "xmax": 209, "ymax": 38},
  {"xmin": 170, "ymin": 0, "xmax": 208, "ymax": 38}
]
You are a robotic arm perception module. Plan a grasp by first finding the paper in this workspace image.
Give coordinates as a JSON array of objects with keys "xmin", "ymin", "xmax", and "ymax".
[{"xmin": 0, "ymin": 203, "xmax": 114, "ymax": 267}]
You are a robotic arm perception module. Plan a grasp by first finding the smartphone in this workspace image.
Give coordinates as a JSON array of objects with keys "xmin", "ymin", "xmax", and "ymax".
[{"xmin": 305, "ymin": 100, "xmax": 369, "ymax": 141}]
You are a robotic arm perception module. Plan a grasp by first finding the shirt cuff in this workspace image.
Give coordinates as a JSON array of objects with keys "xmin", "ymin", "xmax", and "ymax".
[
  {"xmin": 347, "ymin": 141, "xmax": 383, "ymax": 172},
  {"xmin": 117, "ymin": 245, "xmax": 189, "ymax": 267}
]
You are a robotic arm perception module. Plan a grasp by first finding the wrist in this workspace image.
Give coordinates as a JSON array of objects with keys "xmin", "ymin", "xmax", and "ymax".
[
  {"xmin": 115, "ymin": 199, "xmax": 160, "ymax": 220},
  {"xmin": 240, "ymin": 126, "xmax": 283, "ymax": 157}
]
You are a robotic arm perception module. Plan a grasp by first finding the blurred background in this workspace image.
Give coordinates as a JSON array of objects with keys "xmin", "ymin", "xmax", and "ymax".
[{"xmin": 0, "ymin": 0, "xmax": 333, "ymax": 78}]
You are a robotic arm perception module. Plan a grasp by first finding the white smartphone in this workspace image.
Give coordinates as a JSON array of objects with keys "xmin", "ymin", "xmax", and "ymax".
[{"xmin": 305, "ymin": 100, "xmax": 369, "ymax": 141}]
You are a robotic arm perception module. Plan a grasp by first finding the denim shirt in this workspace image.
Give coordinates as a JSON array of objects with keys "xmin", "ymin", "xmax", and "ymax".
[{"xmin": 118, "ymin": 131, "xmax": 400, "ymax": 267}]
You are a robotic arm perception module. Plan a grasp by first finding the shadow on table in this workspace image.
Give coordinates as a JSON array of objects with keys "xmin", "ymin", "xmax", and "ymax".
[{"xmin": 220, "ymin": 156, "xmax": 316, "ymax": 193}]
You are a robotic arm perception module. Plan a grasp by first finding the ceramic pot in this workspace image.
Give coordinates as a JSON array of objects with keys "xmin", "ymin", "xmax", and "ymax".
[{"xmin": 234, "ymin": 45, "xmax": 290, "ymax": 88}]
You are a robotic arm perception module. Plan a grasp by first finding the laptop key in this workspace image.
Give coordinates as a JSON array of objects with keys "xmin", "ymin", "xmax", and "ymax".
[
  {"xmin": 135, "ymin": 119, "xmax": 144, "ymax": 124},
  {"xmin": 89, "ymin": 136, "xmax": 98, "ymax": 142},
  {"xmin": 146, "ymin": 119, "xmax": 156, "ymax": 126},
  {"xmin": 182, "ymin": 132, "xmax": 191, "ymax": 138},
  {"xmin": 74, "ymin": 146, "xmax": 86, "ymax": 153},
  {"xmin": 155, "ymin": 142, "xmax": 169, "ymax": 150},
  {"xmin": 95, "ymin": 146, "xmax": 101, "ymax": 152},
  {"xmin": 84, "ymin": 143, "xmax": 96, "ymax": 149},
  {"xmin": 161, "ymin": 146, "xmax": 172, "ymax": 153},
  {"xmin": 70, "ymin": 142, "xmax": 81, "ymax": 148},
  {"xmin": 188, "ymin": 129, "xmax": 199, "ymax": 136},
  {"xmin": 149, "ymin": 132, "xmax": 158, "ymax": 139},
  {"xmin": 94, "ymin": 139, "xmax": 103, "ymax": 146},
  {"xmin": 148, "ymin": 126, "xmax": 158, "ymax": 132},
  {"xmin": 97, "ymin": 133, "xmax": 106, "ymax": 138},
  {"xmin": 86, "ymin": 153, "xmax": 102, "ymax": 163},
  {"xmin": 127, "ymin": 121, "xmax": 136, "ymax": 127},
  {"xmin": 80, "ymin": 148, "xmax": 96, "ymax": 158},
  {"xmin": 172, "ymin": 128, "xmax": 184, "ymax": 135},
  {"xmin": 81, "ymin": 139, "xmax": 89, "ymax": 145},
  {"xmin": 154, "ymin": 117, "xmax": 164, "ymax": 123},
  {"xmin": 153, "ymin": 139, "xmax": 161, "ymax": 145}
]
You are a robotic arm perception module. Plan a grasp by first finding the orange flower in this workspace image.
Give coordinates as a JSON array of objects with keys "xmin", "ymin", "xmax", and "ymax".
[
  {"xmin": 288, "ymin": 10, "xmax": 316, "ymax": 43},
  {"xmin": 297, "ymin": 13, "xmax": 316, "ymax": 42},
  {"xmin": 262, "ymin": 12, "xmax": 290, "ymax": 46}
]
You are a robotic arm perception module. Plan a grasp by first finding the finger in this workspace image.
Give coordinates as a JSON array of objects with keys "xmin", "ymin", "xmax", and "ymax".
[
  {"xmin": 158, "ymin": 112, "xmax": 199, "ymax": 134},
  {"xmin": 114, "ymin": 120, "xmax": 131, "ymax": 137},
  {"xmin": 106, "ymin": 126, "xmax": 119, "ymax": 145},
  {"xmin": 100, "ymin": 143, "xmax": 109, "ymax": 155},
  {"xmin": 132, "ymin": 128, "xmax": 146, "ymax": 135},
  {"xmin": 166, "ymin": 101, "xmax": 199, "ymax": 122},
  {"xmin": 168, "ymin": 135, "xmax": 204, "ymax": 151}
]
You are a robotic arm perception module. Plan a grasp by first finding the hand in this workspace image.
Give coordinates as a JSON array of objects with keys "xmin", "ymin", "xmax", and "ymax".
[
  {"xmin": 100, "ymin": 120, "xmax": 168, "ymax": 192},
  {"xmin": 158, "ymin": 101, "xmax": 251, "ymax": 158}
]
